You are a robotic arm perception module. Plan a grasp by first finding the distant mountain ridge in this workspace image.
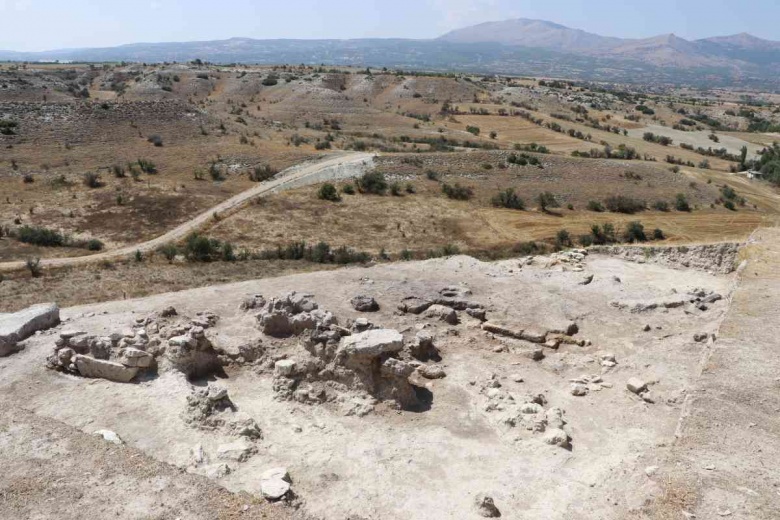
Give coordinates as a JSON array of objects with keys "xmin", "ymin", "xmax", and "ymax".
[
  {"xmin": 439, "ymin": 18, "xmax": 780, "ymax": 68},
  {"xmin": 2, "ymin": 19, "xmax": 780, "ymax": 89}
]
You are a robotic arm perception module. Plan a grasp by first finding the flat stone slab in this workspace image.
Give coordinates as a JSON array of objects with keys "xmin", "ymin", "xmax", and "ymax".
[
  {"xmin": 74, "ymin": 355, "xmax": 139, "ymax": 383},
  {"xmin": 339, "ymin": 329, "xmax": 403, "ymax": 358},
  {"xmin": 0, "ymin": 303, "xmax": 60, "ymax": 357}
]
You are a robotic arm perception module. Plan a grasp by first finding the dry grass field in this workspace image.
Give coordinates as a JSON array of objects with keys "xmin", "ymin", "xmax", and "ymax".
[{"xmin": 2, "ymin": 62, "xmax": 779, "ymax": 308}]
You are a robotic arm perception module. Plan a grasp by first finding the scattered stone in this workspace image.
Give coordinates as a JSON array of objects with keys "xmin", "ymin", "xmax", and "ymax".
[
  {"xmin": 75, "ymin": 355, "xmax": 139, "ymax": 383},
  {"xmin": 580, "ymin": 274, "xmax": 594, "ymax": 286},
  {"xmin": 645, "ymin": 466, "xmax": 659, "ymax": 477},
  {"xmin": 398, "ymin": 296, "xmax": 433, "ymax": 314},
  {"xmin": 693, "ymin": 333, "xmax": 708, "ymax": 343},
  {"xmin": 465, "ymin": 308, "xmax": 487, "ymax": 321},
  {"xmin": 474, "ymin": 494, "xmax": 501, "ymax": 518},
  {"xmin": 543, "ymin": 428, "xmax": 571, "ymax": 449},
  {"xmin": 119, "ymin": 348, "xmax": 153, "ymax": 368},
  {"xmin": 424, "ymin": 304, "xmax": 458, "ymax": 325},
  {"xmin": 239, "ymin": 295, "xmax": 266, "ymax": 311},
  {"xmin": 160, "ymin": 306, "xmax": 178, "ymax": 317},
  {"xmin": 350, "ymin": 295, "xmax": 379, "ymax": 312},
  {"xmin": 93, "ymin": 429, "xmax": 123, "ymax": 445},
  {"xmin": 419, "ymin": 365, "xmax": 446, "ymax": 379},
  {"xmin": 216, "ymin": 440, "xmax": 256, "ymax": 462},
  {"xmin": 627, "ymin": 378, "xmax": 648, "ymax": 395},
  {"xmin": 274, "ymin": 359, "xmax": 297, "ymax": 377},
  {"xmin": 570, "ymin": 383, "xmax": 589, "ymax": 396},
  {"xmin": 510, "ymin": 374, "xmax": 524, "ymax": 383},
  {"xmin": 0, "ymin": 303, "xmax": 60, "ymax": 357},
  {"xmin": 408, "ymin": 330, "xmax": 438, "ymax": 361},
  {"xmin": 643, "ymin": 324, "xmax": 652, "ymax": 332}
]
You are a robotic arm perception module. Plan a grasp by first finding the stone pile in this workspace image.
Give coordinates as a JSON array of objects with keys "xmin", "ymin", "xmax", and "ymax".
[
  {"xmin": 477, "ymin": 374, "xmax": 571, "ymax": 449},
  {"xmin": 46, "ymin": 307, "xmax": 221, "ymax": 382}
]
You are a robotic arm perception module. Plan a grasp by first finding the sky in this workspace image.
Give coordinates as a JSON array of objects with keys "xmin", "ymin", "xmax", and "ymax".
[{"xmin": 1, "ymin": 0, "xmax": 779, "ymax": 52}]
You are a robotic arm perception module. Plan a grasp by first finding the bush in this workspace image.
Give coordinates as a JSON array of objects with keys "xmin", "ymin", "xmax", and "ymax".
[
  {"xmin": 555, "ymin": 229, "xmax": 572, "ymax": 249},
  {"xmin": 442, "ymin": 183, "xmax": 474, "ymax": 200},
  {"xmin": 578, "ymin": 234, "xmax": 594, "ymax": 247},
  {"xmin": 17, "ymin": 225, "xmax": 65, "ymax": 247},
  {"xmin": 137, "ymin": 158, "xmax": 157, "ymax": 174},
  {"xmin": 652, "ymin": 228, "xmax": 665, "ymax": 240},
  {"xmin": 603, "ymin": 195, "xmax": 646, "ymax": 214},
  {"xmin": 83, "ymin": 172, "xmax": 102, "ymax": 188},
  {"xmin": 514, "ymin": 241, "xmax": 543, "ymax": 255},
  {"xmin": 342, "ymin": 184, "xmax": 356, "ymax": 195},
  {"xmin": 536, "ymin": 191, "xmax": 559, "ymax": 212},
  {"xmin": 318, "ymin": 183, "xmax": 341, "ymax": 202},
  {"xmin": 405, "ymin": 183, "xmax": 415, "ymax": 194},
  {"xmin": 491, "ymin": 188, "xmax": 524, "ymax": 210},
  {"xmin": 652, "ymin": 200, "xmax": 670, "ymax": 212},
  {"xmin": 675, "ymin": 193, "xmax": 691, "ymax": 212},
  {"xmin": 86, "ymin": 239, "xmax": 104, "ymax": 251},
  {"xmin": 590, "ymin": 223, "xmax": 617, "ymax": 245},
  {"xmin": 22, "ymin": 173, "xmax": 34, "ymax": 183},
  {"xmin": 356, "ymin": 171, "xmax": 388, "ymax": 195},
  {"xmin": 724, "ymin": 200, "xmax": 736, "ymax": 211},
  {"xmin": 112, "ymin": 164, "xmax": 126, "ymax": 178},
  {"xmin": 466, "ymin": 125, "xmax": 480, "ymax": 136},
  {"xmin": 262, "ymin": 75, "xmax": 279, "ymax": 86},
  {"xmin": 26, "ymin": 257, "xmax": 42, "ymax": 278},
  {"xmin": 425, "ymin": 169, "xmax": 439, "ymax": 181},
  {"xmin": 624, "ymin": 221, "xmax": 647, "ymax": 243},
  {"xmin": 250, "ymin": 164, "xmax": 277, "ymax": 182},
  {"xmin": 587, "ymin": 200, "xmax": 605, "ymax": 212},
  {"xmin": 390, "ymin": 182, "xmax": 403, "ymax": 196},
  {"xmin": 158, "ymin": 244, "xmax": 178, "ymax": 263},
  {"xmin": 183, "ymin": 233, "xmax": 225, "ymax": 262},
  {"xmin": 147, "ymin": 134, "xmax": 163, "ymax": 147}
]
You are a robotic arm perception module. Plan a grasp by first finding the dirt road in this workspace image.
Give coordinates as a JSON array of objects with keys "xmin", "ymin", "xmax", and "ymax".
[{"xmin": 0, "ymin": 152, "xmax": 375, "ymax": 273}]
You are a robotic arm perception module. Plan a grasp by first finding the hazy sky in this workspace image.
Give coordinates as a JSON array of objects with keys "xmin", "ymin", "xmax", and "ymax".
[{"xmin": 2, "ymin": 0, "xmax": 779, "ymax": 52}]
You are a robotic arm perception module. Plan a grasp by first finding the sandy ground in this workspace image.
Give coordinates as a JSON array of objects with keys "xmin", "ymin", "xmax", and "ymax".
[{"xmin": 2, "ymin": 243, "xmax": 769, "ymax": 519}]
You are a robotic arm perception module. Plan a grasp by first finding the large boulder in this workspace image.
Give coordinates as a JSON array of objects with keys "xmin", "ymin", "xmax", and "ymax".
[
  {"xmin": 74, "ymin": 355, "xmax": 139, "ymax": 383},
  {"xmin": 0, "ymin": 303, "xmax": 60, "ymax": 357},
  {"xmin": 338, "ymin": 329, "xmax": 403, "ymax": 359}
]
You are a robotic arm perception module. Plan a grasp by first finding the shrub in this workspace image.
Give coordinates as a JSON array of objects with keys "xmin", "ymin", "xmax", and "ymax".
[
  {"xmin": 556, "ymin": 229, "xmax": 572, "ymax": 249},
  {"xmin": 183, "ymin": 233, "xmax": 224, "ymax": 262},
  {"xmin": 158, "ymin": 244, "xmax": 178, "ymax": 263},
  {"xmin": 262, "ymin": 75, "xmax": 279, "ymax": 86},
  {"xmin": 514, "ymin": 241, "xmax": 542, "ymax": 255},
  {"xmin": 356, "ymin": 171, "xmax": 388, "ymax": 195},
  {"xmin": 390, "ymin": 182, "xmax": 403, "ymax": 196},
  {"xmin": 86, "ymin": 239, "xmax": 104, "ymax": 251},
  {"xmin": 442, "ymin": 183, "xmax": 474, "ymax": 200},
  {"xmin": 603, "ymin": 195, "xmax": 646, "ymax": 214},
  {"xmin": 536, "ymin": 191, "xmax": 559, "ymax": 212},
  {"xmin": 342, "ymin": 184, "xmax": 356, "ymax": 195},
  {"xmin": 400, "ymin": 249, "xmax": 413, "ymax": 261},
  {"xmin": 491, "ymin": 188, "xmax": 524, "ymax": 210},
  {"xmin": 83, "ymin": 171, "xmax": 102, "ymax": 188},
  {"xmin": 466, "ymin": 125, "xmax": 480, "ymax": 136},
  {"xmin": 578, "ymin": 234, "xmax": 594, "ymax": 247},
  {"xmin": 112, "ymin": 164, "xmax": 126, "ymax": 178},
  {"xmin": 147, "ymin": 134, "xmax": 163, "ymax": 147},
  {"xmin": 425, "ymin": 169, "xmax": 439, "ymax": 181},
  {"xmin": 624, "ymin": 221, "xmax": 647, "ymax": 243},
  {"xmin": 315, "ymin": 140, "xmax": 331, "ymax": 150},
  {"xmin": 26, "ymin": 257, "xmax": 42, "ymax": 278},
  {"xmin": 652, "ymin": 200, "xmax": 670, "ymax": 212},
  {"xmin": 587, "ymin": 200, "xmax": 605, "ymax": 212},
  {"xmin": 405, "ymin": 183, "xmax": 415, "ymax": 194},
  {"xmin": 22, "ymin": 173, "xmax": 34, "ymax": 184},
  {"xmin": 590, "ymin": 223, "xmax": 617, "ymax": 245},
  {"xmin": 137, "ymin": 158, "xmax": 157, "ymax": 174},
  {"xmin": 724, "ymin": 200, "xmax": 736, "ymax": 211},
  {"xmin": 17, "ymin": 225, "xmax": 65, "ymax": 247},
  {"xmin": 318, "ymin": 183, "xmax": 341, "ymax": 202},
  {"xmin": 652, "ymin": 228, "xmax": 665, "ymax": 240},
  {"xmin": 250, "ymin": 164, "xmax": 277, "ymax": 182},
  {"xmin": 675, "ymin": 193, "xmax": 691, "ymax": 212}
]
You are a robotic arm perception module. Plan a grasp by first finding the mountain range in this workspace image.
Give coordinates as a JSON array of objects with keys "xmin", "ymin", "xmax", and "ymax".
[{"xmin": 2, "ymin": 19, "xmax": 779, "ymax": 89}]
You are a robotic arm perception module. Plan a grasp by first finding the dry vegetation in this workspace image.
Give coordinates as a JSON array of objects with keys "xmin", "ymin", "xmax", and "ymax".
[{"xmin": 2, "ymin": 61, "xmax": 780, "ymax": 308}]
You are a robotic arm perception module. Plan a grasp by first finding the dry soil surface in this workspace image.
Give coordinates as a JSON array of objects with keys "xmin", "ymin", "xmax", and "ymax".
[{"xmin": 3, "ymin": 239, "xmax": 778, "ymax": 519}]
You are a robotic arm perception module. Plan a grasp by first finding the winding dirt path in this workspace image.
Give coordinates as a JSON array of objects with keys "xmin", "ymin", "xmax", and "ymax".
[{"xmin": 0, "ymin": 152, "xmax": 375, "ymax": 273}]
